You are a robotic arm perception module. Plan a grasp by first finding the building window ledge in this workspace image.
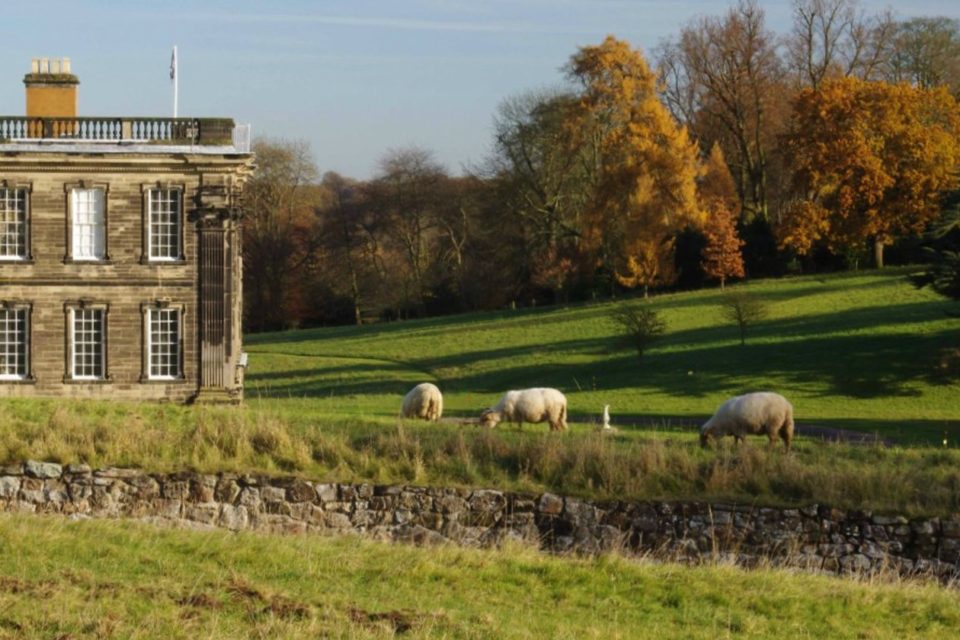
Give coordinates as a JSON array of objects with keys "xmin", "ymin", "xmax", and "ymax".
[
  {"xmin": 62, "ymin": 256, "xmax": 112, "ymax": 265},
  {"xmin": 62, "ymin": 376, "xmax": 112, "ymax": 384},
  {"xmin": 139, "ymin": 256, "xmax": 187, "ymax": 266},
  {"xmin": 139, "ymin": 375, "xmax": 187, "ymax": 384}
]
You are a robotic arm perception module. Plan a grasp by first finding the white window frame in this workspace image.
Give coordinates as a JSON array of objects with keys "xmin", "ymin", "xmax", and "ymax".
[
  {"xmin": 68, "ymin": 306, "xmax": 107, "ymax": 381},
  {"xmin": 0, "ymin": 305, "xmax": 29, "ymax": 381},
  {"xmin": 0, "ymin": 186, "xmax": 29, "ymax": 261},
  {"xmin": 70, "ymin": 187, "xmax": 106, "ymax": 261},
  {"xmin": 146, "ymin": 187, "xmax": 183, "ymax": 262},
  {"xmin": 146, "ymin": 306, "xmax": 182, "ymax": 380}
]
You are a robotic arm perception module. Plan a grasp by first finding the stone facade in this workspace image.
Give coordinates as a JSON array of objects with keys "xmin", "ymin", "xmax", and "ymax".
[
  {"xmin": 0, "ymin": 61, "xmax": 254, "ymax": 402},
  {"xmin": 2, "ymin": 461, "xmax": 958, "ymax": 582},
  {"xmin": 0, "ymin": 151, "xmax": 252, "ymax": 401}
]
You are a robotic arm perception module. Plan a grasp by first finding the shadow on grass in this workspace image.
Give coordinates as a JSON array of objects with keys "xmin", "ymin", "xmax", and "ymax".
[
  {"xmin": 245, "ymin": 269, "xmax": 922, "ymax": 350},
  {"xmin": 247, "ymin": 288, "xmax": 957, "ymax": 434},
  {"xmin": 250, "ymin": 330, "xmax": 955, "ymax": 404}
]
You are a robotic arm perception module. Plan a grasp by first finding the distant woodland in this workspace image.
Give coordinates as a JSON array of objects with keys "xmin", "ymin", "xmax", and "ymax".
[{"xmin": 242, "ymin": 0, "xmax": 960, "ymax": 331}]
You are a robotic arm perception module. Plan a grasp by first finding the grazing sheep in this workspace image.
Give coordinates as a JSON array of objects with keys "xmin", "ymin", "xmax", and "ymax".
[
  {"xmin": 401, "ymin": 383, "xmax": 443, "ymax": 421},
  {"xmin": 699, "ymin": 392, "xmax": 794, "ymax": 451},
  {"xmin": 480, "ymin": 388, "xmax": 568, "ymax": 432}
]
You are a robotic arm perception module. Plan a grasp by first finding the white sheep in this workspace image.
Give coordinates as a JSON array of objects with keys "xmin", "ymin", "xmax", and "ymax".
[
  {"xmin": 480, "ymin": 388, "xmax": 568, "ymax": 432},
  {"xmin": 699, "ymin": 392, "xmax": 794, "ymax": 451},
  {"xmin": 401, "ymin": 383, "xmax": 443, "ymax": 421}
]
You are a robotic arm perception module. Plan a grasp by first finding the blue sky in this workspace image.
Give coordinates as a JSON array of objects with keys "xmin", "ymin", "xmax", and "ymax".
[{"xmin": 1, "ymin": 1, "xmax": 958, "ymax": 178}]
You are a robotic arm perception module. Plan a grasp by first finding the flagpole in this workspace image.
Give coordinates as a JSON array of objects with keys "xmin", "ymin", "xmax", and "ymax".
[{"xmin": 172, "ymin": 46, "xmax": 178, "ymax": 119}]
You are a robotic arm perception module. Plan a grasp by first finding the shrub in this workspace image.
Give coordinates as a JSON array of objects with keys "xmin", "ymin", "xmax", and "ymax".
[
  {"xmin": 720, "ymin": 291, "xmax": 768, "ymax": 346},
  {"xmin": 610, "ymin": 304, "xmax": 667, "ymax": 359}
]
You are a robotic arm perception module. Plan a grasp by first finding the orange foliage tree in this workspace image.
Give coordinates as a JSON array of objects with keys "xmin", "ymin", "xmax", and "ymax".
[
  {"xmin": 699, "ymin": 144, "xmax": 745, "ymax": 288},
  {"xmin": 780, "ymin": 78, "xmax": 960, "ymax": 268},
  {"xmin": 701, "ymin": 202, "xmax": 745, "ymax": 288},
  {"xmin": 568, "ymin": 36, "xmax": 703, "ymax": 296}
]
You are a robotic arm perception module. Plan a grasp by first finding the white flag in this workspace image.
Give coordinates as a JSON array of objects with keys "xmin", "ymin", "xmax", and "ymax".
[{"xmin": 170, "ymin": 47, "xmax": 177, "ymax": 81}]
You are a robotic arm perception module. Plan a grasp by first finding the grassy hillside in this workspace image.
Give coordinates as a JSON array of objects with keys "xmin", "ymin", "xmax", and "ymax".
[
  {"xmin": 1, "ymin": 515, "xmax": 957, "ymax": 639},
  {"xmin": 0, "ymin": 269, "xmax": 957, "ymax": 512},
  {"xmin": 247, "ymin": 268, "xmax": 960, "ymax": 442}
]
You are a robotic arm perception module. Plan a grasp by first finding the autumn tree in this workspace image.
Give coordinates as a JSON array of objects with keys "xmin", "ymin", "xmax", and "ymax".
[
  {"xmin": 657, "ymin": 0, "xmax": 784, "ymax": 221},
  {"xmin": 786, "ymin": 0, "xmax": 896, "ymax": 89},
  {"xmin": 697, "ymin": 144, "xmax": 745, "ymax": 288},
  {"xmin": 780, "ymin": 78, "xmax": 960, "ymax": 268},
  {"xmin": 568, "ymin": 36, "xmax": 703, "ymax": 297},
  {"xmin": 367, "ymin": 147, "xmax": 447, "ymax": 314},
  {"xmin": 701, "ymin": 203, "xmax": 745, "ymax": 289},
  {"xmin": 888, "ymin": 17, "xmax": 960, "ymax": 96},
  {"xmin": 243, "ymin": 138, "xmax": 323, "ymax": 331},
  {"xmin": 316, "ymin": 171, "xmax": 382, "ymax": 325},
  {"xmin": 490, "ymin": 90, "xmax": 592, "ymax": 297},
  {"xmin": 699, "ymin": 142, "xmax": 740, "ymax": 212}
]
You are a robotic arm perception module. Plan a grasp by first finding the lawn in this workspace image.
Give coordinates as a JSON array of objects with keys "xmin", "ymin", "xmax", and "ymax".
[
  {"xmin": 0, "ymin": 268, "xmax": 958, "ymax": 514},
  {"xmin": 0, "ymin": 515, "xmax": 957, "ymax": 639},
  {"xmin": 246, "ymin": 268, "xmax": 960, "ymax": 443}
]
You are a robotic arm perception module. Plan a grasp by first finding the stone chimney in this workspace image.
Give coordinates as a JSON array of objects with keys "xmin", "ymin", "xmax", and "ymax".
[{"xmin": 24, "ymin": 57, "xmax": 79, "ymax": 119}]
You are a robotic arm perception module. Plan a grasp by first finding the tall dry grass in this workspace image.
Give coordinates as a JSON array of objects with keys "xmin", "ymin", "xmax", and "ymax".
[{"xmin": 1, "ymin": 398, "xmax": 958, "ymax": 515}]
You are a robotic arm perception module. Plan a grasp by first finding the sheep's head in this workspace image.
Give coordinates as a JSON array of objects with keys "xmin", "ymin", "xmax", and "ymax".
[
  {"xmin": 479, "ymin": 409, "xmax": 500, "ymax": 429},
  {"xmin": 699, "ymin": 424, "xmax": 713, "ymax": 448}
]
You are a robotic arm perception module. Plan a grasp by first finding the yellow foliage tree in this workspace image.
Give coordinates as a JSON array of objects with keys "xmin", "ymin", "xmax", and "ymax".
[
  {"xmin": 568, "ymin": 36, "xmax": 704, "ymax": 295},
  {"xmin": 700, "ymin": 142, "xmax": 740, "ymax": 214},
  {"xmin": 781, "ymin": 78, "xmax": 960, "ymax": 267}
]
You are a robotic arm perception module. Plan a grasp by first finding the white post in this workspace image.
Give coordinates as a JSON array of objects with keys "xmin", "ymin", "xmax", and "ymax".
[{"xmin": 171, "ymin": 46, "xmax": 178, "ymax": 119}]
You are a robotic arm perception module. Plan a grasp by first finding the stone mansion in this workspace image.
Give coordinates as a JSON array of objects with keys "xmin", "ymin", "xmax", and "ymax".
[{"xmin": 0, "ymin": 58, "xmax": 254, "ymax": 402}]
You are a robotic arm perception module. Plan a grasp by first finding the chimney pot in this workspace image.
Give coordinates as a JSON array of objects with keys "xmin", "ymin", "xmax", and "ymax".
[
  {"xmin": 30, "ymin": 58, "xmax": 39, "ymax": 74},
  {"xmin": 39, "ymin": 57, "xmax": 49, "ymax": 73},
  {"xmin": 62, "ymin": 57, "xmax": 71, "ymax": 73}
]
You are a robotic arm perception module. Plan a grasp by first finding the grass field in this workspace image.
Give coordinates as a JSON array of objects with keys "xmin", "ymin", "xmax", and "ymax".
[
  {"xmin": 0, "ymin": 268, "xmax": 958, "ymax": 514},
  {"xmin": 0, "ymin": 514, "xmax": 957, "ymax": 639},
  {"xmin": 1, "ymin": 270, "xmax": 959, "ymax": 637},
  {"xmin": 246, "ymin": 268, "xmax": 960, "ymax": 443}
]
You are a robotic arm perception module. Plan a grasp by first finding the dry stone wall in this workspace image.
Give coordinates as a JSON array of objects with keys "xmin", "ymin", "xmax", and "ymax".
[{"xmin": 2, "ymin": 461, "xmax": 958, "ymax": 581}]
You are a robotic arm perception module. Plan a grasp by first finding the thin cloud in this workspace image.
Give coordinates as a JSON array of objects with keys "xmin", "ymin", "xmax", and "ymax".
[{"xmin": 170, "ymin": 12, "xmax": 595, "ymax": 35}]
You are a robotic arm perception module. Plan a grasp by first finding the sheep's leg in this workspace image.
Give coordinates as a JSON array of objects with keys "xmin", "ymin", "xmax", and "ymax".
[{"xmin": 779, "ymin": 424, "xmax": 792, "ymax": 453}]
